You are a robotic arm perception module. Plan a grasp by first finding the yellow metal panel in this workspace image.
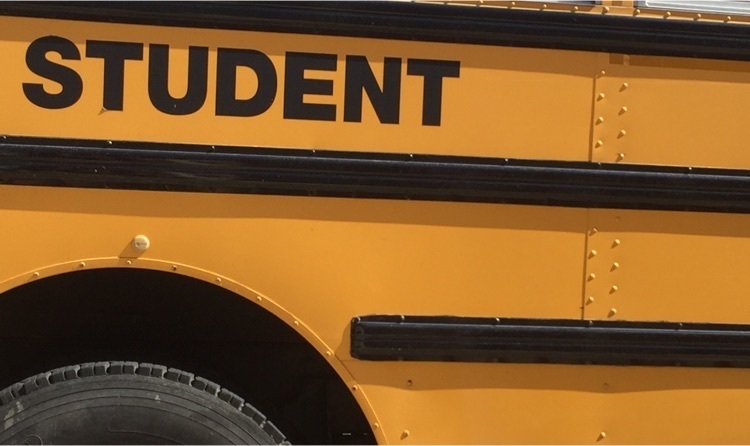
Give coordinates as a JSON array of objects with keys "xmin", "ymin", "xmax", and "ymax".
[
  {"xmin": 6, "ymin": 9, "xmax": 750, "ymax": 445},
  {"xmin": 592, "ymin": 54, "xmax": 750, "ymax": 168},
  {"xmin": 346, "ymin": 361, "xmax": 750, "ymax": 444},
  {"xmin": 584, "ymin": 208, "xmax": 750, "ymax": 323},
  {"xmin": 0, "ymin": 16, "xmax": 595, "ymax": 160},
  {"xmin": 0, "ymin": 185, "xmax": 589, "ymax": 443},
  {"xmin": 0, "ymin": 185, "xmax": 587, "ymax": 347}
]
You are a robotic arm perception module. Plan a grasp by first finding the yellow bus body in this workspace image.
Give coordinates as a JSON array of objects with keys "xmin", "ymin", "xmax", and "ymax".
[{"xmin": 3, "ymin": 1, "xmax": 750, "ymax": 443}]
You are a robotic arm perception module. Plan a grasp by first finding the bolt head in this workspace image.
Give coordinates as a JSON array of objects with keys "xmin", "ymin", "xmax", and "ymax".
[{"xmin": 132, "ymin": 235, "xmax": 150, "ymax": 252}]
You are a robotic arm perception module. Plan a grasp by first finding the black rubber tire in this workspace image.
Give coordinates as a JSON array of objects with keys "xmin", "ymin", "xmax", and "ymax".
[{"xmin": 0, "ymin": 361, "xmax": 287, "ymax": 445}]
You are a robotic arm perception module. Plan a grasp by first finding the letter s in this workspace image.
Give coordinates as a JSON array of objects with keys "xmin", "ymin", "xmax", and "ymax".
[{"xmin": 23, "ymin": 36, "xmax": 83, "ymax": 109}]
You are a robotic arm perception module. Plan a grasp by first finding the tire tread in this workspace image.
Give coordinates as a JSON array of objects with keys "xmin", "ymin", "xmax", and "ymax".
[{"xmin": 0, "ymin": 361, "xmax": 287, "ymax": 444}]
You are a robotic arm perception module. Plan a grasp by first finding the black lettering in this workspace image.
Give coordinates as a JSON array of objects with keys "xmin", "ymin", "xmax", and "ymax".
[
  {"xmin": 216, "ymin": 48, "xmax": 277, "ymax": 117},
  {"xmin": 23, "ymin": 36, "xmax": 83, "ymax": 109},
  {"xmin": 283, "ymin": 52, "xmax": 336, "ymax": 121},
  {"xmin": 407, "ymin": 59, "xmax": 460, "ymax": 126},
  {"xmin": 344, "ymin": 56, "xmax": 401, "ymax": 124},
  {"xmin": 148, "ymin": 44, "xmax": 208, "ymax": 115},
  {"xmin": 86, "ymin": 40, "xmax": 144, "ymax": 111}
]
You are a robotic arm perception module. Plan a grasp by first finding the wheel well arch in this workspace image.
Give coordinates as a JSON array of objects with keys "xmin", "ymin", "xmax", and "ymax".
[{"xmin": 0, "ymin": 263, "xmax": 375, "ymax": 444}]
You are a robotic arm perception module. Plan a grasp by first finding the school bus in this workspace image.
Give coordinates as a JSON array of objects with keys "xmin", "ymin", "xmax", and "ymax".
[{"xmin": 2, "ymin": 0, "xmax": 750, "ymax": 443}]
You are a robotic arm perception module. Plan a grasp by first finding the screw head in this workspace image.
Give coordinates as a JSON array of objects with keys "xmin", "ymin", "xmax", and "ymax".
[{"xmin": 132, "ymin": 235, "xmax": 150, "ymax": 253}]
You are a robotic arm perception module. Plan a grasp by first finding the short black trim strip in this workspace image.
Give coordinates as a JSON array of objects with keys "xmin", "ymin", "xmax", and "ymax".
[
  {"xmin": 4, "ymin": 136, "xmax": 750, "ymax": 213},
  {"xmin": 3, "ymin": 2, "xmax": 750, "ymax": 62},
  {"xmin": 351, "ymin": 315, "xmax": 750, "ymax": 368}
]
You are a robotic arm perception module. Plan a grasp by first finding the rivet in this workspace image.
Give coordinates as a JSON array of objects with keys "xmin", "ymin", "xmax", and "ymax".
[
  {"xmin": 294, "ymin": 320, "xmax": 300, "ymax": 326},
  {"xmin": 256, "ymin": 295, "xmax": 262, "ymax": 301},
  {"xmin": 618, "ymin": 130, "xmax": 627, "ymax": 138},
  {"xmin": 401, "ymin": 430, "xmax": 410, "ymax": 439},
  {"xmin": 599, "ymin": 70, "xmax": 606, "ymax": 77},
  {"xmin": 621, "ymin": 82, "xmax": 629, "ymax": 90},
  {"xmin": 612, "ymin": 262, "xmax": 620, "ymax": 270},
  {"xmin": 609, "ymin": 308, "xmax": 617, "ymax": 317},
  {"xmin": 172, "ymin": 265, "xmax": 178, "ymax": 271},
  {"xmin": 588, "ymin": 273, "xmax": 597, "ymax": 281},
  {"xmin": 510, "ymin": 1, "xmax": 515, "ymax": 6},
  {"xmin": 326, "ymin": 350, "xmax": 332, "ymax": 356},
  {"xmin": 597, "ymin": 93, "xmax": 606, "ymax": 101},
  {"xmin": 634, "ymin": 8, "xmax": 641, "ymax": 15},
  {"xmin": 664, "ymin": 11, "xmax": 671, "ymax": 17},
  {"xmin": 32, "ymin": 272, "xmax": 40, "ymax": 278},
  {"xmin": 107, "ymin": 140, "xmax": 113, "ymax": 146},
  {"xmin": 351, "ymin": 385, "xmax": 358, "ymax": 392},
  {"xmin": 603, "ymin": 6, "xmax": 610, "ymax": 13},
  {"xmin": 611, "ymin": 285, "xmax": 619, "ymax": 293},
  {"xmin": 695, "ymin": 13, "xmax": 702, "ymax": 20},
  {"xmin": 216, "ymin": 277, "xmax": 222, "ymax": 284},
  {"xmin": 613, "ymin": 239, "xmax": 621, "ymax": 247},
  {"xmin": 131, "ymin": 234, "xmax": 150, "ymax": 253},
  {"xmin": 616, "ymin": 153, "xmax": 625, "ymax": 161},
  {"xmin": 79, "ymin": 262, "xmax": 86, "ymax": 268},
  {"xmin": 620, "ymin": 106, "xmax": 628, "ymax": 114},
  {"xmin": 406, "ymin": 380, "xmax": 413, "ymax": 387},
  {"xmin": 595, "ymin": 117, "xmax": 604, "ymax": 125},
  {"xmin": 595, "ymin": 140, "xmax": 604, "ymax": 148},
  {"xmin": 587, "ymin": 296, "xmax": 595, "ymax": 304},
  {"xmin": 599, "ymin": 431, "xmax": 607, "ymax": 440},
  {"xmin": 726, "ymin": 15, "xmax": 732, "ymax": 21},
  {"xmin": 373, "ymin": 423, "xmax": 380, "ymax": 430},
  {"xmin": 542, "ymin": 3, "xmax": 547, "ymax": 9},
  {"xmin": 591, "ymin": 227, "xmax": 599, "ymax": 234},
  {"xmin": 573, "ymin": 6, "xmax": 579, "ymax": 11},
  {"xmin": 126, "ymin": 260, "xmax": 132, "ymax": 265},
  {"xmin": 589, "ymin": 249, "xmax": 598, "ymax": 257}
]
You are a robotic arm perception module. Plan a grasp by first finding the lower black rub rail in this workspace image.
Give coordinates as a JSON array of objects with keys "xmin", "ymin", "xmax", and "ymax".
[{"xmin": 351, "ymin": 316, "xmax": 750, "ymax": 368}]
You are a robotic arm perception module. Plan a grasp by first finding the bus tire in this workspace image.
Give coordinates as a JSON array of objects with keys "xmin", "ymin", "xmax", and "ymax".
[{"xmin": 0, "ymin": 361, "xmax": 287, "ymax": 445}]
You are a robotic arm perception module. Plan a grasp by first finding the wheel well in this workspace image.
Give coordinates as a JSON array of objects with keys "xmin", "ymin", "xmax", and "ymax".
[{"xmin": 0, "ymin": 268, "xmax": 374, "ymax": 445}]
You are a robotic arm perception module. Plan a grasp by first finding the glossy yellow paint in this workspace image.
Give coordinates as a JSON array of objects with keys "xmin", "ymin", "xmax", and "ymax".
[
  {"xmin": 592, "ymin": 54, "xmax": 750, "ymax": 169},
  {"xmin": 3, "ymin": 15, "xmax": 749, "ymax": 169},
  {"xmin": 0, "ymin": 16, "xmax": 595, "ymax": 160},
  {"xmin": 0, "ymin": 184, "xmax": 586, "ymax": 443},
  {"xmin": 583, "ymin": 208, "xmax": 750, "ymax": 323},
  {"xmin": 346, "ymin": 361, "xmax": 750, "ymax": 444},
  {"xmin": 4, "ymin": 7, "xmax": 750, "ymax": 444},
  {"xmin": 8, "ymin": 184, "xmax": 750, "ymax": 443},
  {"xmin": 0, "ymin": 185, "xmax": 587, "ymax": 326}
]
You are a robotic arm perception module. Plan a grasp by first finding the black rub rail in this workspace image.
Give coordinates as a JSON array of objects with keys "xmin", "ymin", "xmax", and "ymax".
[
  {"xmin": 351, "ymin": 316, "xmax": 750, "ymax": 368},
  {"xmin": 3, "ymin": 137, "xmax": 750, "ymax": 214},
  {"xmin": 2, "ymin": 1, "xmax": 750, "ymax": 62}
]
